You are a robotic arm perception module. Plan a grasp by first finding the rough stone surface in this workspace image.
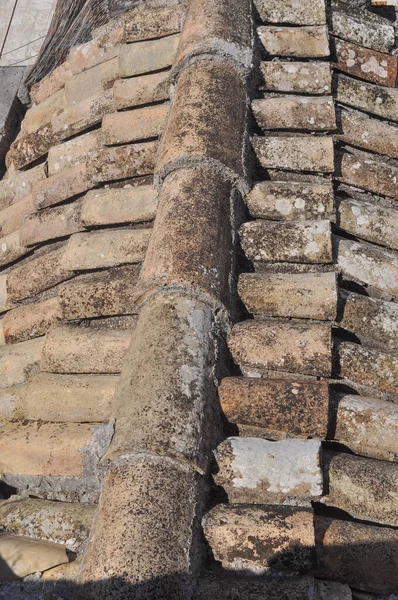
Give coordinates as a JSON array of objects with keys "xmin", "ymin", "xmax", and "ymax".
[
  {"xmin": 0, "ymin": 497, "xmax": 95, "ymax": 551},
  {"xmin": 6, "ymin": 244, "xmax": 72, "ymax": 301},
  {"xmin": 253, "ymin": 136, "xmax": 334, "ymax": 172},
  {"xmin": 253, "ymin": 96, "xmax": 336, "ymax": 131},
  {"xmin": 113, "ymin": 70, "xmax": 170, "ymax": 110},
  {"xmin": 59, "ymin": 265, "xmax": 140, "ymax": 319},
  {"xmin": 260, "ymin": 61, "xmax": 332, "ymax": 95},
  {"xmin": 118, "ymin": 34, "xmax": 180, "ymax": 77},
  {"xmin": 331, "ymin": 3, "xmax": 394, "ymax": 53},
  {"xmin": 65, "ymin": 57, "xmax": 119, "ymax": 105},
  {"xmin": 62, "ymin": 228, "xmax": 151, "ymax": 271},
  {"xmin": 339, "ymin": 108, "xmax": 398, "ymax": 159},
  {"xmin": 326, "ymin": 452, "xmax": 398, "ymax": 527},
  {"xmin": 215, "ymin": 437, "xmax": 323, "ymax": 503},
  {"xmin": 174, "ymin": 0, "xmax": 252, "ymax": 68},
  {"xmin": 335, "ymin": 39, "xmax": 397, "ymax": 87},
  {"xmin": 0, "ymin": 336, "xmax": 44, "ymax": 388},
  {"xmin": 228, "ymin": 320, "xmax": 332, "ymax": 377},
  {"xmin": 316, "ymin": 517, "xmax": 398, "ymax": 594},
  {"xmin": 158, "ymin": 61, "xmax": 246, "ymax": 178},
  {"xmin": 255, "ymin": 0, "xmax": 326, "ymax": 25},
  {"xmin": 40, "ymin": 324, "xmax": 133, "ymax": 374},
  {"xmin": 7, "ymin": 123, "xmax": 61, "ymax": 170},
  {"xmin": 0, "ymin": 532, "xmax": 68, "ymax": 580},
  {"xmin": 340, "ymin": 151, "xmax": 398, "ymax": 201},
  {"xmin": 203, "ymin": 504, "xmax": 316, "ymax": 573},
  {"xmin": 1, "ymin": 297, "xmax": 61, "ymax": 344},
  {"xmin": 135, "ymin": 166, "xmax": 233, "ymax": 305},
  {"xmin": 258, "ymin": 26, "xmax": 329, "ymax": 58},
  {"xmin": 32, "ymin": 163, "xmax": 93, "ymax": 210},
  {"xmin": 0, "ymin": 421, "xmax": 107, "ymax": 477},
  {"xmin": 240, "ymin": 220, "xmax": 333, "ymax": 264},
  {"xmin": 337, "ymin": 195, "xmax": 398, "ymax": 250},
  {"xmin": 47, "ymin": 130, "xmax": 102, "ymax": 176},
  {"xmin": 102, "ymin": 103, "xmax": 170, "ymax": 145},
  {"xmin": 219, "ymin": 377, "xmax": 330, "ymax": 439},
  {"xmin": 0, "ymin": 164, "xmax": 46, "ymax": 213},
  {"xmin": 339, "ymin": 290, "xmax": 398, "ymax": 350},
  {"xmin": 337, "ymin": 74, "xmax": 398, "ymax": 122},
  {"xmin": 335, "ymin": 394, "xmax": 398, "ymax": 461},
  {"xmin": 336, "ymin": 236, "xmax": 398, "ymax": 297},
  {"xmin": 124, "ymin": 5, "xmax": 183, "ymax": 42},
  {"xmin": 247, "ymin": 181, "xmax": 334, "ymax": 221},
  {"xmin": 22, "ymin": 90, "xmax": 66, "ymax": 135},
  {"xmin": 0, "ymin": 230, "xmax": 28, "ymax": 268},
  {"xmin": 106, "ymin": 292, "xmax": 218, "ymax": 469},
  {"xmin": 68, "ymin": 29, "xmax": 123, "ymax": 75},
  {"xmin": 86, "ymin": 141, "xmax": 157, "ymax": 182},
  {"xmin": 20, "ymin": 199, "xmax": 84, "ymax": 247},
  {"xmin": 81, "ymin": 185, "xmax": 157, "ymax": 227},
  {"xmin": 6, "ymin": 372, "xmax": 117, "ymax": 422},
  {"xmin": 78, "ymin": 455, "xmax": 199, "ymax": 599},
  {"xmin": 338, "ymin": 341, "xmax": 398, "ymax": 398},
  {"xmin": 52, "ymin": 90, "xmax": 114, "ymax": 141},
  {"xmin": 0, "ymin": 194, "xmax": 35, "ymax": 238},
  {"xmin": 239, "ymin": 271, "xmax": 337, "ymax": 319},
  {"xmin": 30, "ymin": 62, "xmax": 72, "ymax": 105}
]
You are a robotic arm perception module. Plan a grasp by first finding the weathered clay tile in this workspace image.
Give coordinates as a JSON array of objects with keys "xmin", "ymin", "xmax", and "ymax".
[
  {"xmin": 6, "ymin": 244, "xmax": 72, "ymax": 301},
  {"xmin": 174, "ymin": 0, "xmax": 252, "ymax": 68},
  {"xmin": 258, "ymin": 26, "xmax": 329, "ymax": 58},
  {"xmin": 337, "ymin": 74, "xmax": 398, "ymax": 121},
  {"xmin": 0, "ymin": 230, "xmax": 29, "ymax": 268},
  {"xmin": 240, "ymin": 220, "xmax": 333, "ymax": 264},
  {"xmin": 214, "ymin": 437, "xmax": 323, "ymax": 503},
  {"xmin": 0, "ymin": 163, "xmax": 46, "ymax": 212},
  {"xmin": 1, "ymin": 297, "xmax": 62, "ymax": 344},
  {"xmin": 219, "ymin": 377, "xmax": 330, "ymax": 439},
  {"xmin": 59, "ymin": 265, "xmax": 140, "ymax": 319},
  {"xmin": 0, "ymin": 336, "xmax": 45, "ymax": 388},
  {"xmin": 337, "ymin": 195, "xmax": 398, "ymax": 249},
  {"xmin": 203, "ymin": 504, "xmax": 316, "ymax": 573},
  {"xmin": 86, "ymin": 141, "xmax": 157, "ymax": 182},
  {"xmin": 326, "ymin": 452, "xmax": 398, "ymax": 526},
  {"xmin": 253, "ymin": 136, "xmax": 334, "ymax": 172},
  {"xmin": 0, "ymin": 497, "xmax": 95, "ymax": 551},
  {"xmin": 336, "ymin": 236, "xmax": 398, "ymax": 296},
  {"xmin": 6, "ymin": 123, "xmax": 61, "ymax": 170},
  {"xmin": 228, "ymin": 320, "xmax": 332, "ymax": 377},
  {"xmin": 62, "ymin": 229, "xmax": 151, "ymax": 270},
  {"xmin": 0, "ymin": 421, "xmax": 110, "ymax": 477},
  {"xmin": 247, "ymin": 180, "xmax": 334, "ymax": 221},
  {"xmin": 68, "ymin": 28, "xmax": 123, "ymax": 75},
  {"xmin": 157, "ymin": 61, "xmax": 246, "ymax": 177},
  {"xmin": 335, "ymin": 39, "xmax": 398, "ymax": 87},
  {"xmin": 81, "ymin": 185, "xmax": 157, "ymax": 227},
  {"xmin": 252, "ymin": 96, "xmax": 336, "ymax": 131},
  {"xmin": 338, "ymin": 341, "xmax": 398, "ymax": 397},
  {"xmin": 123, "ymin": 5, "xmax": 183, "ymax": 42},
  {"xmin": 32, "ymin": 163, "xmax": 94, "ymax": 210},
  {"xmin": 52, "ymin": 90, "xmax": 114, "ymax": 140},
  {"xmin": 335, "ymin": 394, "xmax": 398, "ymax": 461},
  {"xmin": 339, "ymin": 107, "xmax": 398, "ymax": 159},
  {"xmin": 40, "ymin": 324, "xmax": 133, "ymax": 374},
  {"xmin": 20, "ymin": 199, "xmax": 84, "ymax": 247},
  {"xmin": 260, "ymin": 61, "xmax": 332, "ymax": 95},
  {"xmin": 2, "ymin": 373, "xmax": 117, "ymax": 422},
  {"xmin": 239, "ymin": 272, "xmax": 337, "ymax": 320},
  {"xmin": 118, "ymin": 34, "xmax": 180, "ymax": 77},
  {"xmin": 339, "ymin": 150, "xmax": 398, "ymax": 200},
  {"xmin": 0, "ymin": 194, "xmax": 35, "ymax": 237},
  {"xmin": 113, "ymin": 70, "xmax": 170, "ymax": 110},
  {"xmin": 30, "ymin": 61, "xmax": 72, "ymax": 105},
  {"xmin": 195, "ymin": 576, "xmax": 351, "ymax": 600},
  {"xmin": 47, "ymin": 130, "xmax": 102, "ymax": 176},
  {"xmin": 0, "ymin": 532, "xmax": 68, "ymax": 580},
  {"xmin": 331, "ymin": 1, "xmax": 394, "ymax": 53},
  {"xmin": 339, "ymin": 290, "xmax": 398, "ymax": 350},
  {"xmin": 102, "ymin": 103, "xmax": 170, "ymax": 145},
  {"xmin": 65, "ymin": 57, "xmax": 119, "ymax": 105},
  {"xmin": 316, "ymin": 516, "xmax": 398, "ymax": 594},
  {"xmin": 23, "ymin": 90, "xmax": 66, "ymax": 135},
  {"xmin": 255, "ymin": 0, "xmax": 326, "ymax": 25}
]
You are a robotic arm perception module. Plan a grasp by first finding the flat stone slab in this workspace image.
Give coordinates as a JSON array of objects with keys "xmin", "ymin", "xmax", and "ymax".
[
  {"xmin": 337, "ymin": 74, "xmax": 398, "ymax": 122},
  {"xmin": 340, "ymin": 149, "xmax": 398, "ymax": 200},
  {"xmin": 113, "ymin": 70, "xmax": 169, "ymax": 110},
  {"xmin": 339, "ymin": 107, "xmax": 398, "ymax": 159},
  {"xmin": 215, "ymin": 437, "xmax": 323, "ymax": 503},
  {"xmin": 81, "ymin": 185, "xmax": 157, "ymax": 227},
  {"xmin": 335, "ymin": 38, "xmax": 397, "ymax": 87},
  {"xmin": 118, "ymin": 34, "xmax": 180, "ymax": 77},
  {"xmin": 331, "ymin": 1, "xmax": 394, "ymax": 53},
  {"xmin": 252, "ymin": 96, "xmax": 336, "ymax": 131},
  {"xmin": 253, "ymin": 135, "xmax": 334, "ymax": 172},
  {"xmin": 255, "ymin": 0, "xmax": 326, "ymax": 25},
  {"xmin": 258, "ymin": 26, "xmax": 330, "ymax": 58},
  {"xmin": 260, "ymin": 61, "xmax": 332, "ymax": 95}
]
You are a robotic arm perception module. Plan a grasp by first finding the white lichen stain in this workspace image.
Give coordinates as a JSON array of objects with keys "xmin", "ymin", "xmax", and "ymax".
[{"xmin": 361, "ymin": 57, "xmax": 388, "ymax": 79}]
